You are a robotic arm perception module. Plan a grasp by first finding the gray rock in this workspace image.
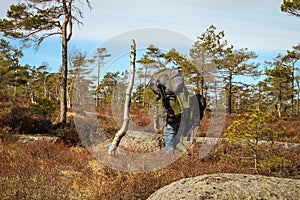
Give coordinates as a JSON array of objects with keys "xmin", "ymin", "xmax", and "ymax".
[
  {"xmin": 148, "ymin": 173, "xmax": 300, "ymax": 200},
  {"xmin": 119, "ymin": 131, "xmax": 164, "ymax": 152},
  {"xmin": 15, "ymin": 134, "xmax": 60, "ymax": 143}
]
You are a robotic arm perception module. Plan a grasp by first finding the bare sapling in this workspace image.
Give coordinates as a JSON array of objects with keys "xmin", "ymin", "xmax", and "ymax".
[{"xmin": 108, "ymin": 39, "xmax": 136, "ymax": 155}]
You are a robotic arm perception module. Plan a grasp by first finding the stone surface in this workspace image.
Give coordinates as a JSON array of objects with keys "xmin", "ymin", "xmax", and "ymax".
[
  {"xmin": 14, "ymin": 134, "xmax": 60, "ymax": 143},
  {"xmin": 148, "ymin": 173, "xmax": 300, "ymax": 200},
  {"xmin": 119, "ymin": 131, "xmax": 164, "ymax": 152}
]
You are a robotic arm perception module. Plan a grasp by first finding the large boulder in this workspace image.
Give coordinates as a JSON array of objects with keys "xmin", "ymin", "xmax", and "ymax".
[{"xmin": 148, "ymin": 173, "xmax": 300, "ymax": 200}]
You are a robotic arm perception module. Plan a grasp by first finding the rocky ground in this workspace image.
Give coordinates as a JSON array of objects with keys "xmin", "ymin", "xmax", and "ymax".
[{"xmin": 147, "ymin": 173, "xmax": 300, "ymax": 200}]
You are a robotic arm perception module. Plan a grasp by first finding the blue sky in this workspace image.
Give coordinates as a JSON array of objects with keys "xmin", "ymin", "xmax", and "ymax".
[{"xmin": 0, "ymin": 0, "xmax": 300, "ymax": 73}]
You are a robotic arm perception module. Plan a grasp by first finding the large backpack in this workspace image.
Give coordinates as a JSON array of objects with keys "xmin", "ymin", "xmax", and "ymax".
[
  {"xmin": 149, "ymin": 68, "xmax": 206, "ymax": 134},
  {"xmin": 182, "ymin": 93, "xmax": 206, "ymax": 138},
  {"xmin": 149, "ymin": 68, "xmax": 185, "ymax": 96}
]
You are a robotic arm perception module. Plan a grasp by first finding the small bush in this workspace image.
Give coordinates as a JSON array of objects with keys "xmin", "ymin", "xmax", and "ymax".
[
  {"xmin": 52, "ymin": 120, "xmax": 82, "ymax": 147},
  {"xmin": 30, "ymin": 97, "xmax": 55, "ymax": 121},
  {"xmin": 225, "ymin": 110, "xmax": 286, "ymax": 173}
]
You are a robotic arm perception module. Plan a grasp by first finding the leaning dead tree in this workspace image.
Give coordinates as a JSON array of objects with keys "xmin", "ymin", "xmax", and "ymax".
[{"xmin": 108, "ymin": 39, "xmax": 136, "ymax": 155}]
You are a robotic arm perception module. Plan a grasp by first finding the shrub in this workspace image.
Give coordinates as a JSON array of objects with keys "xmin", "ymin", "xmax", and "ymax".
[
  {"xmin": 30, "ymin": 97, "xmax": 55, "ymax": 121},
  {"xmin": 225, "ymin": 110, "xmax": 286, "ymax": 173}
]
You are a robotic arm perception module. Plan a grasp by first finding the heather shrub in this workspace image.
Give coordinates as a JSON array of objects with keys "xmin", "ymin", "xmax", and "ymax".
[
  {"xmin": 0, "ymin": 140, "xmax": 92, "ymax": 200},
  {"xmin": 52, "ymin": 119, "xmax": 82, "ymax": 146},
  {"xmin": 0, "ymin": 95, "xmax": 54, "ymax": 135}
]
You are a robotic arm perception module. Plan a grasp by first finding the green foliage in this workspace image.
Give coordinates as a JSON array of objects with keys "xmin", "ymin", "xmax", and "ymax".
[
  {"xmin": 0, "ymin": 39, "xmax": 28, "ymax": 95},
  {"xmin": 193, "ymin": 25, "xmax": 228, "ymax": 56},
  {"xmin": 0, "ymin": 1, "xmax": 91, "ymax": 45},
  {"xmin": 225, "ymin": 110, "xmax": 286, "ymax": 173},
  {"xmin": 96, "ymin": 71, "xmax": 122, "ymax": 109},
  {"xmin": 30, "ymin": 97, "xmax": 55, "ymax": 119},
  {"xmin": 92, "ymin": 48, "xmax": 111, "ymax": 107},
  {"xmin": 259, "ymin": 155, "xmax": 291, "ymax": 173},
  {"xmin": 68, "ymin": 50, "xmax": 95, "ymax": 106},
  {"xmin": 221, "ymin": 48, "xmax": 259, "ymax": 114},
  {"xmin": 261, "ymin": 54, "xmax": 294, "ymax": 112},
  {"xmin": 137, "ymin": 44, "xmax": 165, "ymax": 68},
  {"xmin": 0, "ymin": 3, "xmax": 59, "ymax": 45},
  {"xmin": 137, "ymin": 45, "xmax": 190, "ymax": 69},
  {"xmin": 189, "ymin": 25, "xmax": 260, "ymax": 113},
  {"xmin": 0, "ymin": 0, "xmax": 92, "ymax": 125},
  {"xmin": 189, "ymin": 25, "xmax": 226, "ymax": 94},
  {"xmin": 281, "ymin": 0, "xmax": 300, "ymax": 18},
  {"xmin": 226, "ymin": 110, "xmax": 279, "ymax": 143}
]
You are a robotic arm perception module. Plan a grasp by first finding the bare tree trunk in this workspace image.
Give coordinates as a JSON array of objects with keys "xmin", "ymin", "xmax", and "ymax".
[
  {"xmin": 60, "ymin": 0, "xmax": 73, "ymax": 126},
  {"xmin": 297, "ymin": 79, "xmax": 299, "ymax": 115},
  {"xmin": 254, "ymin": 151, "xmax": 258, "ymax": 174},
  {"xmin": 276, "ymin": 103, "xmax": 281, "ymax": 118},
  {"xmin": 291, "ymin": 63, "xmax": 295, "ymax": 114},
  {"xmin": 228, "ymin": 72, "xmax": 233, "ymax": 114},
  {"xmin": 108, "ymin": 39, "xmax": 136, "ymax": 155},
  {"xmin": 60, "ymin": 25, "xmax": 68, "ymax": 125},
  {"xmin": 96, "ymin": 61, "xmax": 100, "ymax": 107},
  {"xmin": 67, "ymin": 79, "xmax": 73, "ymax": 109}
]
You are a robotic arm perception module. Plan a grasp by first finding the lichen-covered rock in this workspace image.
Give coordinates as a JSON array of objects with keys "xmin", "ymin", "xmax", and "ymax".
[
  {"xmin": 119, "ymin": 131, "xmax": 164, "ymax": 152},
  {"xmin": 148, "ymin": 173, "xmax": 300, "ymax": 200}
]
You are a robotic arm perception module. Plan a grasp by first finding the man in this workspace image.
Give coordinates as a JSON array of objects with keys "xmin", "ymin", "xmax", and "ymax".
[{"xmin": 152, "ymin": 67, "xmax": 188, "ymax": 154}]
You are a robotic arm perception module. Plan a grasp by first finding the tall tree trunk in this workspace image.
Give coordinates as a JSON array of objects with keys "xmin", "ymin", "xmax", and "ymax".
[
  {"xmin": 96, "ymin": 61, "xmax": 100, "ymax": 108},
  {"xmin": 142, "ymin": 67, "xmax": 148, "ymax": 107},
  {"xmin": 60, "ymin": 25, "xmax": 68, "ymax": 125},
  {"xmin": 291, "ymin": 63, "xmax": 295, "ymax": 113},
  {"xmin": 108, "ymin": 39, "xmax": 136, "ymax": 155},
  {"xmin": 60, "ymin": 0, "xmax": 73, "ymax": 126},
  {"xmin": 297, "ymin": 79, "xmax": 299, "ymax": 115},
  {"xmin": 228, "ymin": 71, "xmax": 233, "ymax": 114},
  {"xmin": 200, "ymin": 51, "xmax": 205, "ymax": 96},
  {"xmin": 67, "ymin": 79, "xmax": 73, "ymax": 109}
]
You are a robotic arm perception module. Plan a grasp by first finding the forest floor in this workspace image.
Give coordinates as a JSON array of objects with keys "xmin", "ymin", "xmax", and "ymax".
[{"xmin": 0, "ymin": 109, "xmax": 299, "ymax": 199}]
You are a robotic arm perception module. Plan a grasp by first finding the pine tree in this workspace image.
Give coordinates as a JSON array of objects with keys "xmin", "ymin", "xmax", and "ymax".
[
  {"xmin": 282, "ymin": 45, "xmax": 300, "ymax": 114},
  {"xmin": 189, "ymin": 25, "xmax": 228, "ymax": 95},
  {"xmin": 0, "ymin": 0, "xmax": 91, "ymax": 125},
  {"xmin": 263, "ymin": 54, "xmax": 293, "ymax": 116},
  {"xmin": 281, "ymin": 0, "xmax": 300, "ymax": 18},
  {"xmin": 220, "ymin": 48, "xmax": 260, "ymax": 114},
  {"xmin": 0, "ymin": 39, "xmax": 27, "ymax": 97},
  {"xmin": 92, "ymin": 48, "xmax": 111, "ymax": 107}
]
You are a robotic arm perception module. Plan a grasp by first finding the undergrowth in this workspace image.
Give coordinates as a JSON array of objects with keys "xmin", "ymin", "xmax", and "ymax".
[
  {"xmin": 0, "ymin": 138, "xmax": 299, "ymax": 200},
  {"xmin": 0, "ymin": 95, "xmax": 299, "ymax": 199}
]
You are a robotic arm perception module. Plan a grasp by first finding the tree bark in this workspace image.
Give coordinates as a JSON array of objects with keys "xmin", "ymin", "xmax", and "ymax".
[
  {"xmin": 60, "ymin": 23, "xmax": 68, "ymax": 125},
  {"xmin": 297, "ymin": 79, "xmax": 300, "ymax": 115},
  {"xmin": 108, "ymin": 39, "xmax": 136, "ymax": 155},
  {"xmin": 59, "ymin": 0, "xmax": 73, "ymax": 126},
  {"xmin": 291, "ymin": 63, "xmax": 295, "ymax": 113},
  {"xmin": 228, "ymin": 71, "xmax": 233, "ymax": 114}
]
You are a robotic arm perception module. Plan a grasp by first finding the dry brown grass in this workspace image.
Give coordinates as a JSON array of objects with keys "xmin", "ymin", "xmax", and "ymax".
[
  {"xmin": 0, "ymin": 96, "xmax": 299, "ymax": 199},
  {"xmin": 0, "ymin": 137, "xmax": 299, "ymax": 200}
]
